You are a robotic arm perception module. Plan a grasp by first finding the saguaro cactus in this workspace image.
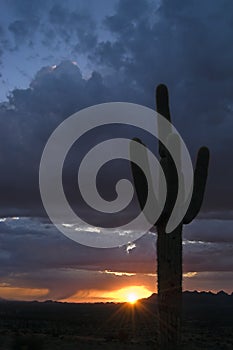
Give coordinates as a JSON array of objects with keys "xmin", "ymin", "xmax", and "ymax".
[{"xmin": 130, "ymin": 84, "xmax": 209, "ymax": 350}]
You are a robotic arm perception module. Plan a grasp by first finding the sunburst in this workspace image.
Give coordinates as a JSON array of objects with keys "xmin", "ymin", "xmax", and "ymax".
[{"xmin": 127, "ymin": 292, "xmax": 138, "ymax": 304}]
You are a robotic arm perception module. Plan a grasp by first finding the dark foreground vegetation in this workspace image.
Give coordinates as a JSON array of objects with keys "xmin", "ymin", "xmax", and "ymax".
[{"xmin": 0, "ymin": 291, "xmax": 232, "ymax": 349}]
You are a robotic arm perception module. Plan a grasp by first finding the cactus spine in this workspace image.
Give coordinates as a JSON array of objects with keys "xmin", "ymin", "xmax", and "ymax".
[{"xmin": 130, "ymin": 84, "xmax": 209, "ymax": 349}]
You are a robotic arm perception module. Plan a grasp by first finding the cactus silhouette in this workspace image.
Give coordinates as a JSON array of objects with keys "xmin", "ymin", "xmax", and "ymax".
[{"xmin": 130, "ymin": 84, "xmax": 209, "ymax": 350}]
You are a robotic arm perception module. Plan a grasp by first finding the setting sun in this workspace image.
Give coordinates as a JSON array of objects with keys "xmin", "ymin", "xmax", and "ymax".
[
  {"xmin": 127, "ymin": 292, "xmax": 138, "ymax": 304},
  {"xmin": 115, "ymin": 286, "xmax": 152, "ymax": 303}
]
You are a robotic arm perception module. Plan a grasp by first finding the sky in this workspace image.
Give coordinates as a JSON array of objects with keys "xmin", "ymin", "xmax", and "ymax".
[{"xmin": 0, "ymin": 0, "xmax": 232, "ymax": 302}]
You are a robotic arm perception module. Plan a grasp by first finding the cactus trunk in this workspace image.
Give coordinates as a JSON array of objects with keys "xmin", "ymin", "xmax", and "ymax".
[
  {"xmin": 157, "ymin": 223, "xmax": 182, "ymax": 350},
  {"xmin": 130, "ymin": 84, "xmax": 209, "ymax": 350}
]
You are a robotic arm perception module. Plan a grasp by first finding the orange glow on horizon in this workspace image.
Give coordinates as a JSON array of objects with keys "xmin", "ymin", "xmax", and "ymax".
[
  {"xmin": 0, "ymin": 286, "xmax": 49, "ymax": 301},
  {"xmin": 63, "ymin": 285, "xmax": 153, "ymax": 303}
]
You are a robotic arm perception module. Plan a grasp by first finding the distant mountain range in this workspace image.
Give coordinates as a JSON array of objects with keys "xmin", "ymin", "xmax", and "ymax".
[
  {"xmin": 0, "ymin": 290, "xmax": 232, "ymax": 304},
  {"xmin": 142, "ymin": 290, "xmax": 233, "ymax": 303},
  {"xmin": 140, "ymin": 291, "xmax": 233, "ymax": 326},
  {"xmin": 0, "ymin": 291, "xmax": 232, "ymax": 328}
]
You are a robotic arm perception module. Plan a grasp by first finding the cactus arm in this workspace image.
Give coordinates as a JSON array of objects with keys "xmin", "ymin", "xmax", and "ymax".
[
  {"xmin": 130, "ymin": 138, "xmax": 148, "ymax": 212},
  {"xmin": 183, "ymin": 146, "xmax": 210, "ymax": 224},
  {"xmin": 156, "ymin": 84, "xmax": 172, "ymax": 122},
  {"xmin": 130, "ymin": 138, "xmax": 159, "ymax": 228}
]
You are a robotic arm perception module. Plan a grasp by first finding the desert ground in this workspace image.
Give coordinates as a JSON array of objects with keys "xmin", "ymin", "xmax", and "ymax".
[{"xmin": 0, "ymin": 292, "xmax": 232, "ymax": 349}]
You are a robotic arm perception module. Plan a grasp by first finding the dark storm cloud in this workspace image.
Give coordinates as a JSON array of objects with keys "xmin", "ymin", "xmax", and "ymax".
[
  {"xmin": 0, "ymin": 59, "xmax": 146, "ymax": 219},
  {"xmin": 0, "ymin": 218, "xmax": 231, "ymax": 276},
  {"xmin": 0, "ymin": 217, "xmax": 156, "ymax": 299},
  {"xmin": 90, "ymin": 0, "xmax": 233, "ymax": 217},
  {"xmin": 0, "ymin": 1, "xmax": 49, "ymax": 54},
  {"xmin": 0, "ymin": 217, "xmax": 232, "ymax": 299},
  {"xmin": 7, "ymin": 0, "xmax": 49, "ymax": 16},
  {"xmin": 8, "ymin": 18, "xmax": 40, "ymax": 47},
  {"xmin": 0, "ymin": 25, "xmax": 10, "ymax": 65},
  {"xmin": 0, "ymin": 61, "xmax": 112, "ymax": 217},
  {"xmin": 47, "ymin": 4, "xmax": 97, "ymax": 52},
  {"xmin": 183, "ymin": 219, "xmax": 233, "ymax": 243},
  {"xmin": 5, "ymin": 0, "xmax": 98, "ymax": 56},
  {"xmin": 0, "ymin": 218, "xmax": 155, "ymax": 275},
  {"xmin": 1, "ymin": 0, "xmax": 232, "ymax": 219}
]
